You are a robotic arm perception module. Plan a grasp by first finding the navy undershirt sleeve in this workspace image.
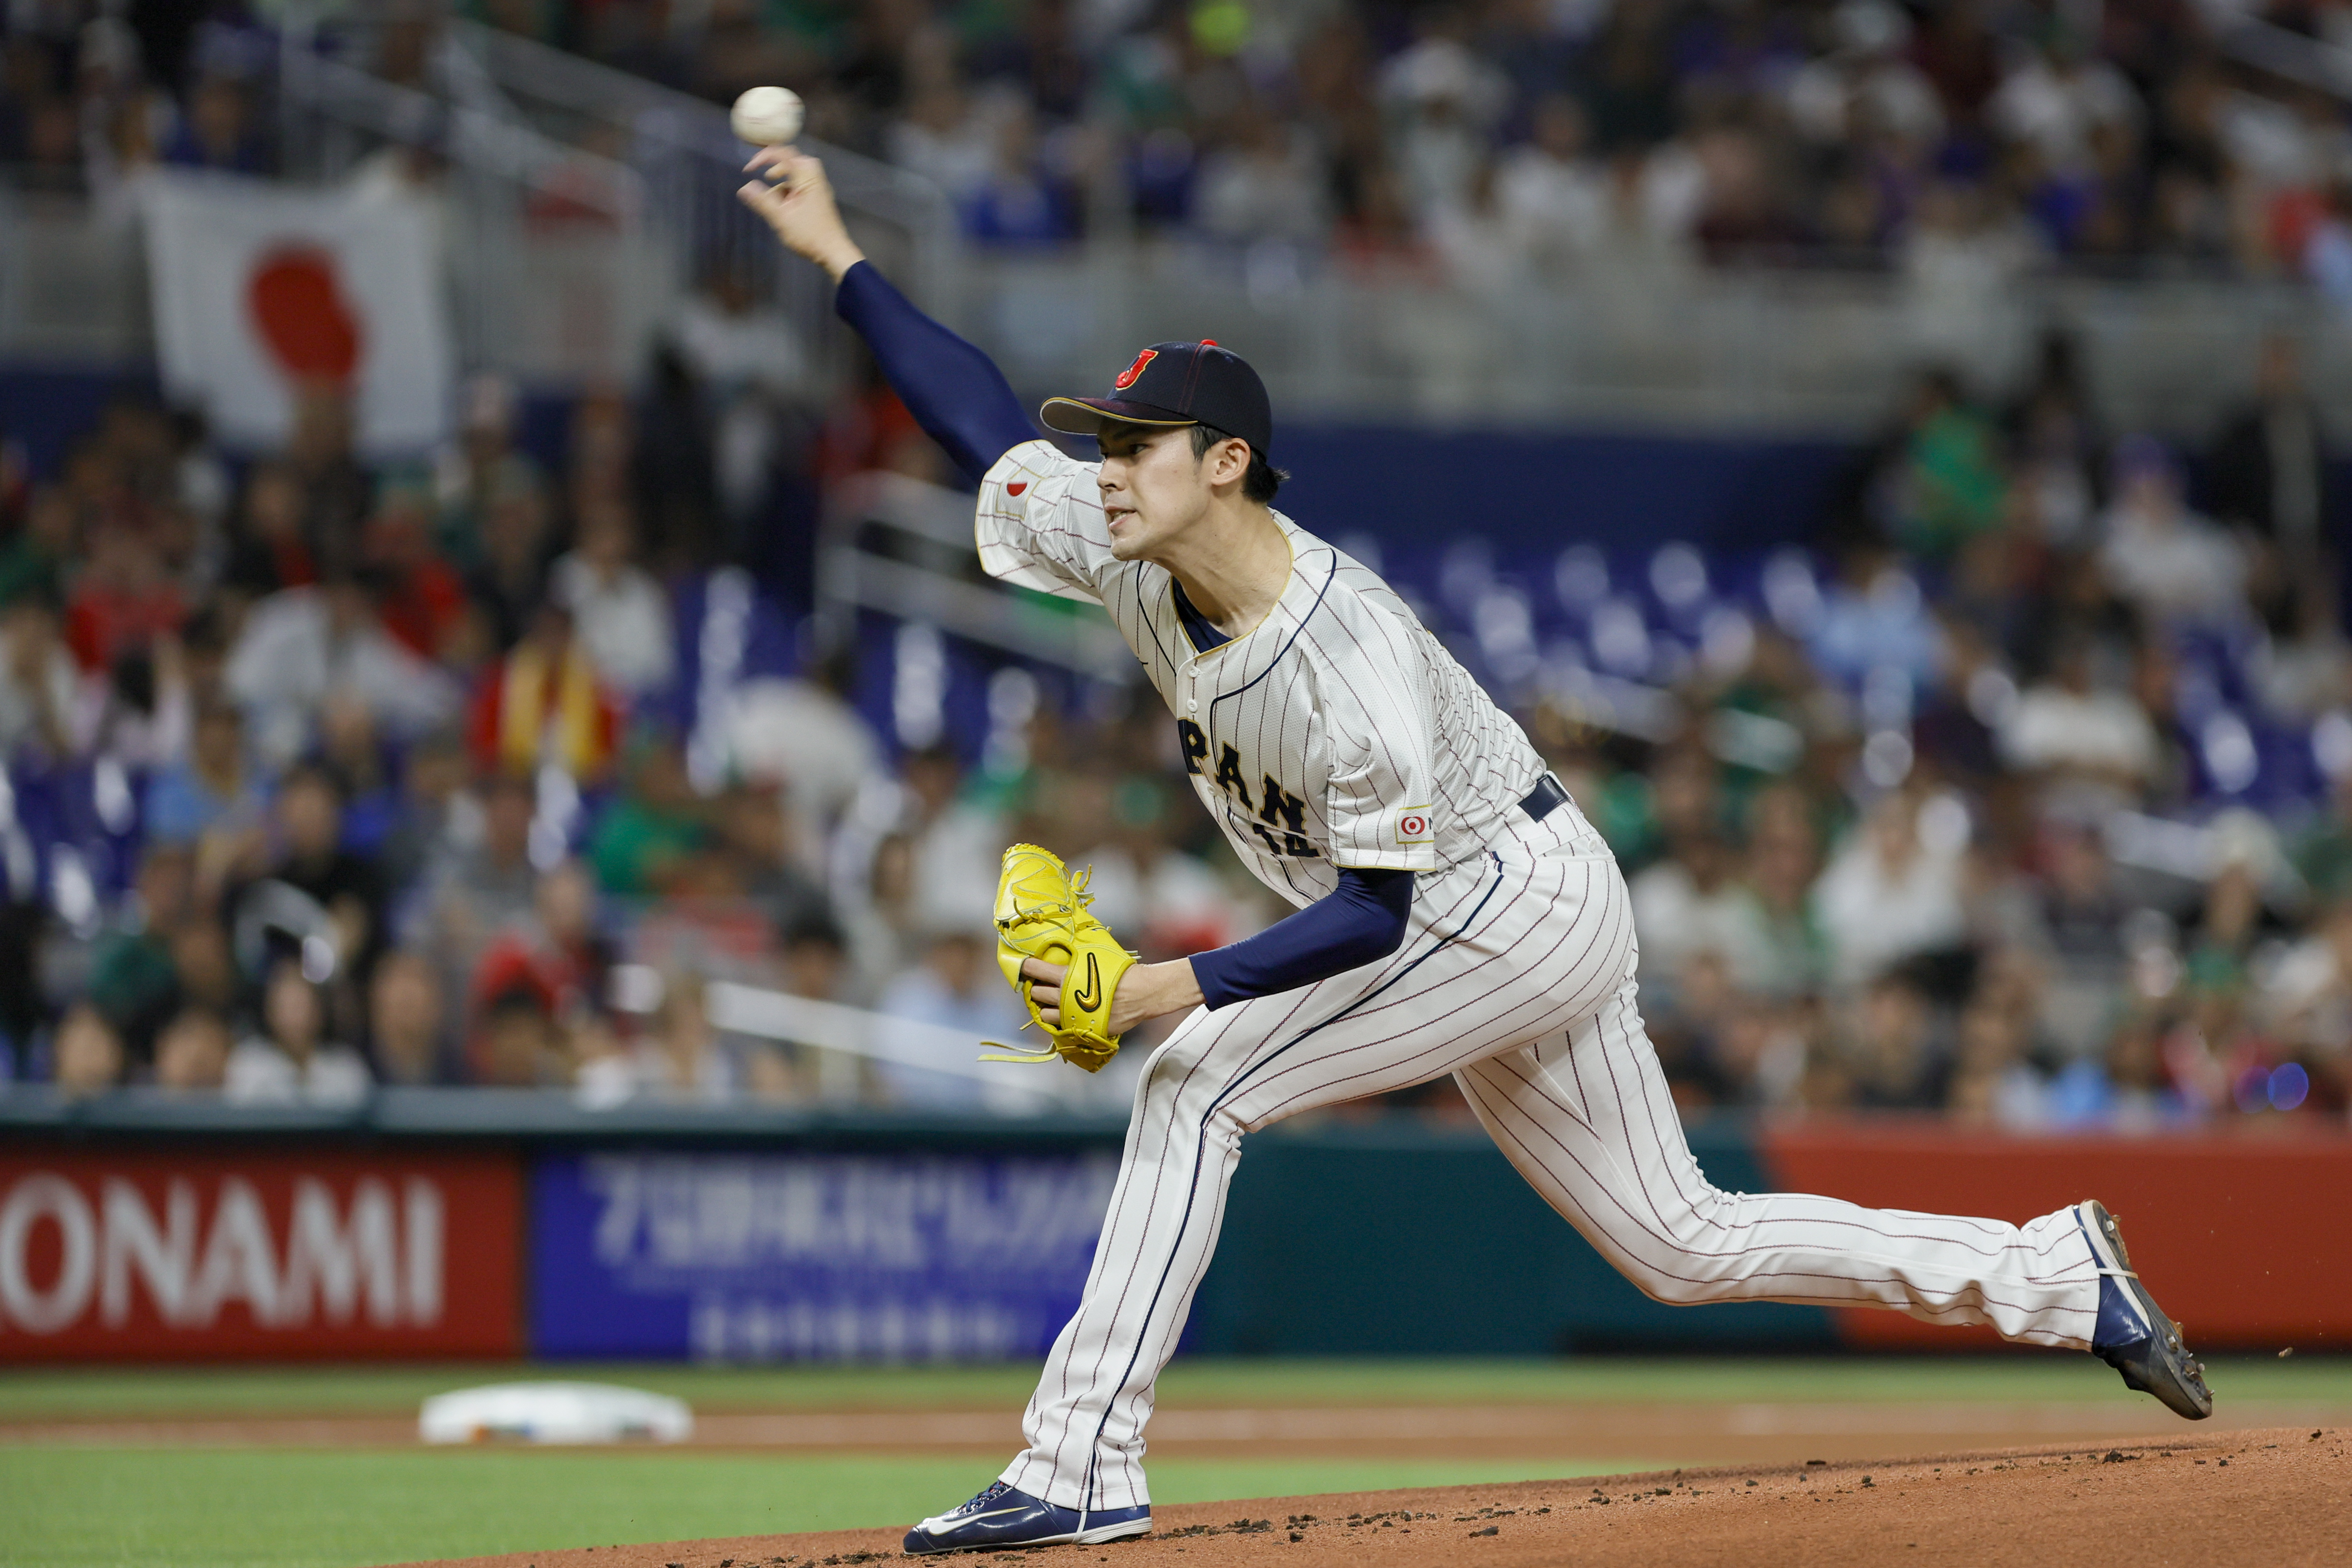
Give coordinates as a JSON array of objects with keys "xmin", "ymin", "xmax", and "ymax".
[
  {"xmin": 1189, "ymin": 867, "xmax": 1413, "ymax": 1010},
  {"xmin": 833, "ymin": 260, "xmax": 1037, "ymax": 483}
]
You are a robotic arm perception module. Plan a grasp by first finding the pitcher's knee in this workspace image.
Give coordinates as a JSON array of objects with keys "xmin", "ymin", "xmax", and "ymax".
[
  {"xmin": 1585, "ymin": 1190, "xmax": 1748, "ymax": 1307},
  {"xmin": 1591, "ymin": 1240, "xmax": 1745, "ymax": 1307},
  {"xmin": 1630, "ymin": 1266, "xmax": 1731, "ymax": 1307}
]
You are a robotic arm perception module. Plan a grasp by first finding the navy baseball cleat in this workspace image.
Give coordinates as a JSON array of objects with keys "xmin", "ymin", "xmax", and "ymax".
[
  {"xmin": 903, "ymin": 1480, "xmax": 1152, "ymax": 1554},
  {"xmin": 2078, "ymin": 1199, "xmax": 2212, "ymax": 1420}
]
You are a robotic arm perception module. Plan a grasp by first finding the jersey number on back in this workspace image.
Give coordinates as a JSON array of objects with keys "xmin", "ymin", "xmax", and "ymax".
[{"xmin": 1177, "ymin": 720, "xmax": 1319, "ymax": 860}]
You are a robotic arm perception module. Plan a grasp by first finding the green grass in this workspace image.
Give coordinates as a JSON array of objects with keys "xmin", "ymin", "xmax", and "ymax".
[
  {"xmin": 1, "ymin": 1354, "xmax": 2346, "ymax": 1422},
  {"xmin": 0, "ymin": 1448, "xmax": 1654, "ymax": 1568},
  {"xmin": 5, "ymin": 1356, "xmax": 2350, "ymax": 1568}
]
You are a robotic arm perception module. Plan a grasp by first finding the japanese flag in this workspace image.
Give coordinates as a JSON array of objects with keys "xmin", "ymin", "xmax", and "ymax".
[{"xmin": 142, "ymin": 172, "xmax": 452, "ymax": 456}]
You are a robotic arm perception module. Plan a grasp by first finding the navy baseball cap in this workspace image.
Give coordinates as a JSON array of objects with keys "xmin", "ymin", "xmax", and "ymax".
[{"xmin": 1039, "ymin": 341, "xmax": 1273, "ymax": 458}]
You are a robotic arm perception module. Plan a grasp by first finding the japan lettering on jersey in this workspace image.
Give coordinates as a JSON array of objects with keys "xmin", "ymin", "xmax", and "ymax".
[{"xmin": 977, "ymin": 441, "xmax": 1551, "ymax": 911}]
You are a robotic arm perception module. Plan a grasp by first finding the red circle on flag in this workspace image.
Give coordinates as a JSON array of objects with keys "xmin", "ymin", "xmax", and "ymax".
[{"xmin": 247, "ymin": 246, "xmax": 363, "ymax": 384}]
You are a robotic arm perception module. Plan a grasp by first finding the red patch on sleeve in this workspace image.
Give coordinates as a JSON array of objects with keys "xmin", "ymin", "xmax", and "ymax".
[{"xmin": 1006, "ymin": 482, "xmax": 1028, "ymax": 496}]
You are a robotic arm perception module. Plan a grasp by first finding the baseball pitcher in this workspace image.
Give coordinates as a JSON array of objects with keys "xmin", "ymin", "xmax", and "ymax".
[{"xmin": 740, "ymin": 147, "xmax": 2210, "ymax": 1557}]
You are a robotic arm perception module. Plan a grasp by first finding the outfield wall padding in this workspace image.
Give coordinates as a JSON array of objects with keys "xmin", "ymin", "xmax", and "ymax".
[
  {"xmin": 0, "ymin": 1094, "xmax": 2338, "ymax": 1358},
  {"xmin": 1185, "ymin": 1117, "xmax": 1836, "ymax": 1355},
  {"xmin": 1760, "ymin": 1121, "xmax": 2352, "ymax": 1352}
]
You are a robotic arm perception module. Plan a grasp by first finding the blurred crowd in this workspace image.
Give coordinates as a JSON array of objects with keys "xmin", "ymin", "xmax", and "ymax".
[
  {"xmin": 15, "ymin": 0, "xmax": 2352, "ymax": 288},
  {"xmin": 0, "ymin": 362, "xmax": 1284, "ymax": 1109},
  {"xmin": 1522, "ymin": 322, "xmax": 2352, "ymax": 1131},
  {"xmin": 1, "ymin": 313, "xmax": 2347, "ymax": 1133}
]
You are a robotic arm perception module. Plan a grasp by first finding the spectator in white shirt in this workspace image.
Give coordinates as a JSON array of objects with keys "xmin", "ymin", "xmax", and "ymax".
[
  {"xmin": 1901, "ymin": 181, "xmax": 2044, "ymax": 358},
  {"xmin": 549, "ymin": 499, "xmax": 675, "ymax": 699},
  {"xmin": 896, "ymin": 745, "xmax": 1009, "ymax": 937},
  {"xmin": 1381, "ymin": 21, "xmax": 1508, "ymax": 217},
  {"xmin": 224, "ymin": 571, "xmax": 458, "ymax": 766},
  {"xmin": 1428, "ymin": 157, "xmax": 1529, "ymax": 294},
  {"xmin": 1786, "ymin": 1, "xmax": 1945, "ymax": 152},
  {"xmin": 2261, "ymin": 899, "xmax": 2352, "ymax": 1056},
  {"xmin": 1813, "ymin": 790, "xmax": 1969, "ymax": 988},
  {"xmin": 1999, "ymin": 634, "xmax": 2161, "ymax": 797},
  {"xmin": 1988, "ymin": 34, "xmax": 2142, "ymax": 175},
  {"xmin": 1196, "ymin": 102, "xmax": 1331, "ymax": 245},
  {"xmin": 226, "ymin": 956, "xmax": 372, "ymax": 1105},
  {"xmin": 1632, "ymin": 831, "xmax": 1770, "ymax": 990},
  {"xmin": 670, "ymin": 265, "xmax": 811, "ymax": 404},
  {"xmin": 1496, "ymin": 94, "xmax": 1609, "ymax": 271},
  {"xmin": 76, "ymin": 635, "xmax": 192, "ymax": 768},
  {"xmin": 578, "ymin": 971, "xmax": 739, "ymax": 1106},
  {"xmin": 724, "ymin": 659, "xmax": 884, "ymax": 867},
  {"xmin": 2098, "ymin": 436, "xmax": 2249, "ymax": 627}
]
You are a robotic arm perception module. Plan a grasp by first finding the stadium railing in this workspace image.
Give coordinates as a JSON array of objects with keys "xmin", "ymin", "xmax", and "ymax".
[
  {"xmin": 10, "ymin": 175, "xmax": 2347, "ymax": 436},
  {"xmin": 817, "ymin": 469, "xmax": 1135, "ymax": 678}
]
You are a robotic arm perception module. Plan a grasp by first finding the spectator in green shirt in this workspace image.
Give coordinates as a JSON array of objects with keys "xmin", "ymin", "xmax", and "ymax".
[{"xmin": 589, "ymin": 731, "xmax": 709, "ymax": 897}]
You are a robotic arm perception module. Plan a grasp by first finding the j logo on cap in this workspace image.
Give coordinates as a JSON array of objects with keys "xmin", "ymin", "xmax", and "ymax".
[
  {"xmin": 1039, "ymin": 340, "xmax": 1274, "ymax": 459},
  {"xmin": 1114, "ymin": 349, "xmax": 1158, "ymax": 391}
]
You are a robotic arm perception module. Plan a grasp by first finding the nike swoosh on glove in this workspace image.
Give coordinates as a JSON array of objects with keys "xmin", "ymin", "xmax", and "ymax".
[{"xmin": 983, "ymin": 842, "xmax": 1137, "ymax": 1073}]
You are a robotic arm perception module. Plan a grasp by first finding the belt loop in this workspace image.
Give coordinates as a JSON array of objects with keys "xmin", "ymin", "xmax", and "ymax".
[{"xmin": 1519, "ymin": 773, "xmax": 1569, "ymax": 824}]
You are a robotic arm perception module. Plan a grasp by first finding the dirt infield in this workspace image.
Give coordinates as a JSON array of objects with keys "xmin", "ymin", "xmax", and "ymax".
[{"xmin": 393, "ymin": 1427, "xmax": 2343, "ymax": 1568}]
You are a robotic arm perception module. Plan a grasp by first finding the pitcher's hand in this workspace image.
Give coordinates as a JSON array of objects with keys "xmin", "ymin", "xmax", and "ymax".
[
  {"xmin": 1019, "ymin": 956, "xmax": 1204, "ymax": 1037},
  {"xmin": 737, "ymin": 146, "xmax": 865, "ymax": 281}
]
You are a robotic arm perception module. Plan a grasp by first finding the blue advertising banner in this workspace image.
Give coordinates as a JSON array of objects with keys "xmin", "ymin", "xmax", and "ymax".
[{"xmin": 530, "ymin": 1151, "xmax": 1119, "ymax": 1360}]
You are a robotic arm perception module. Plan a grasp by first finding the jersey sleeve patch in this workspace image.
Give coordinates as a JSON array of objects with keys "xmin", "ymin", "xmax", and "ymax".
[
  {"xmin": 976, "ymin": 440, "xmax": 1107, "ymax": 603},
  {"xmin": 1392, "ymin": 805, "xmax": 1434, "ymax": 846}
]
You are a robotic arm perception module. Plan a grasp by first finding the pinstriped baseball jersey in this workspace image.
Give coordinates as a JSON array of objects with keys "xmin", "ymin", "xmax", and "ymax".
[
  {"xmin": 964, "ymin": 447, "xmax": 2117, "ymax": 1524},
  {"xmin": 977, "ymin": 439, "xmax": 1552, "ymax": 909}
]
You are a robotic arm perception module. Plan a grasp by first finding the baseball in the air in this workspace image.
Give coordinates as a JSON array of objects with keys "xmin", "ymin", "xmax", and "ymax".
[{"xmin": 731, "ymin": 85, "xmax": 804, "ymax": 147}]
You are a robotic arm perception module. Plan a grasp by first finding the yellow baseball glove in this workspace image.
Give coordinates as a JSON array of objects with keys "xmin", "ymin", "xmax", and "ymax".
[{"xmin": 980, "ymin": 842, "xmax": 1137, "ymax": 1073}]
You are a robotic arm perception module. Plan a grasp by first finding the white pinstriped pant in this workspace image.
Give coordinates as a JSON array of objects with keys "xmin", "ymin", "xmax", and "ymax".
[{"xmin": 1001, "ymin": 808, "xmax": 2102, "ymax": 1511}]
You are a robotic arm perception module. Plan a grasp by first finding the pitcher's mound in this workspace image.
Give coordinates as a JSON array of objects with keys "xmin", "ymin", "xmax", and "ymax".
[{"xmin": 392, "ymin": 1427, "xmax": 2344, "ymax": 1568}]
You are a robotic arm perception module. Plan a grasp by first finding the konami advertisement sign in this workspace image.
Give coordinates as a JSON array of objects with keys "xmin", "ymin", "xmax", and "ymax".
[{"xmin": 0, "ymin": 1148, "xmax": 522, "ymax": 1359}]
